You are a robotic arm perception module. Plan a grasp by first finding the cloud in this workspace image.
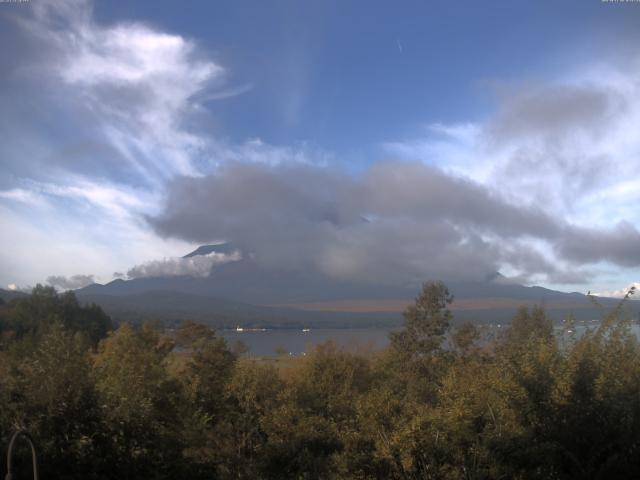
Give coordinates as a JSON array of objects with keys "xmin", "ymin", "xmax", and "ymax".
[
  {"xmin": 483, "ymin": 81, "xmax": 631, "ymax": 215},
  {"xmin": 47, "ymin": 274, "xmax": 95, "ymax": 290},
  {"xmin": 0, "ymin": 0, "xmax": 235, "ymax": 287},
  {"xmin": 15, "ymin": 0, "xmax": 225, "ymax": 183},
  {"xmin": 593, "ymin": 282, "xmax": 640, "ymax": 299},
  {"xmin": 210, "ymin": 138, "xmax": 332, "ymax": 167},
  {"xmin": 0, "ymin": 0, "xmax": 332, "ymax": 290},
  {"xmin": 487, "ymin": 84, "xmax": 622, "ymax": 144},
  {"xmin": 146, "ymin": 161, "xmax": 630, "ymax": 286},
  {"xmin": 384, "ymin": 60, "xmax": 640, "ymax": 223},
  {"xmin": 557, "ymin": 221, "xmax": 640, "ymax": 268},
  {"xmin": 0, "ymin": 189, "xmax": 47, "ymax": 206},
  {"xmin": 380, "ymin": 57, "xmax": 640, "ymax": 289},
  {"xmin": 126, "ymin": 251, "xmax": 242, "ymax": 279},
  {"xmin": 2, "ymin": 0, "xmax": 639, "ymax": 294}
]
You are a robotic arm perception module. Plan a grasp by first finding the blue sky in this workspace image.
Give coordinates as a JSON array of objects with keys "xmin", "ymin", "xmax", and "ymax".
[
  {"xmin": 93, "ymin": 0, "xmax": 640, "ymax": 153},
  {"xmin": 2, "ymin": 0, "xmax": 640, "ymax": 295}
]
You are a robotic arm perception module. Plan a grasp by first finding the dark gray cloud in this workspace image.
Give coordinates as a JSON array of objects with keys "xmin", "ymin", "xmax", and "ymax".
[
  {"xmin": 488, "ymin": 84, "xmax": 623, "ymax": 144},
  {"xmin": 357, "ymin": 162, "xmax": 562, "ymax": 239},
  {"xmin": 147, "ymin": 161, "xmax": 633, "ymax": 286},
  {"xmin": 557, "ymin": 221, "xmax": 640, "ymax": 268},
  {"xmin": 46, "ymin": 274, "xmax": 95, "ymax": 290}
]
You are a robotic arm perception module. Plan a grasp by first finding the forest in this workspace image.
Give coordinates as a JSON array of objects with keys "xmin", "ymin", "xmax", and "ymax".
[{"xmin": 1, "ymin": 282, "xmax": 640, "ymax": 479}]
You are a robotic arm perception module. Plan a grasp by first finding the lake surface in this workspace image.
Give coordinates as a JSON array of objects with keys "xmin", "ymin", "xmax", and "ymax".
[
  {"xmin": 220, "ymin": 321, "xmax": 640, "ymax": 356},
  {"xmin": 221, "ymin": 327, "xmax": 396, "ymax": 356}
]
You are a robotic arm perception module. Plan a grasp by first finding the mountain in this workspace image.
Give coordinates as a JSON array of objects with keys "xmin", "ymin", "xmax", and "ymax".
[
  {"xmin": 0, "ymin": 288, "xmax": 28, "ymax": 303},
  {"xmin": 183, "ymin": 243, "xmax": 240, "ymax": 258},
  {"xmin": 75, "ymin": 244, "xmax": 638, "ymax": 327},
  {"xmin": 79, "ymin": 252, "xmax": 416, "ymax": 304},
  {"xmin": 77, "ymin": 289, "xmax": 397, "ymax": 329}
]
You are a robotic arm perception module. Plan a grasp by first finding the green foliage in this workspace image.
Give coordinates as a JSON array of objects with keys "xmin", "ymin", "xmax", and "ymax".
[
  {"xmin": 385, "ymin": 280, "xmax": 454, "ymax": 404},
  {"xmin": 3, "ymin": 283, "xmax": 640, "ymax": 479},
  {"xmin": 452, "ymin": 321, "xmax": 481, "ymax": 356},
  {"xmin": 390, "ymin": 280, "xmax": 453, "ymax": 358},
  {"xmin": 0, "ymin": 323, "xmax": 101, "ymax": 479},
  {"xmin": 216, "ymin": 359, "xmax": 283, "ymax": 479},
  {"xmin": 0, "ymin": 285, "xmax": 113, "ymax": 347},
  {"xmin": 177, "ymin": 321, "xmax": 236, "ymax": 418},
  {"xmin": 91, "ymin": 323, "xmax": 185, "ymax": 478}
]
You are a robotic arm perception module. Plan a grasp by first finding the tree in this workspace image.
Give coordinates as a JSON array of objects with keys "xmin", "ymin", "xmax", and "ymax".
[
  {"xmin": 0, "ymin": 323, "xmax": 102, "ymax": 479},
  {"xmin": 176, "ymin": 321, "xmax": 236, "ymax": 418},
  {"xmin": 452, "ymin": 321, "xmax": 480, "ymax": 357},
  {"xmin": 216, "ymin": 359, "xmax": 283, "ymax": 479},
  {"xmin": 384, "ymin": 280, "xmax": 454, "ymax": 404},
  {"xmin": 262, "ymin": 342, "xmax": 373, "ymax": 479},
  {"xmin": 172, "ymin": 321, "xmax": 237, "ymax": 477},
  {"xmin": 91, "ymin": 323, "xmax": 184, "ymax": 478},
  {"xmin": 0, "ymin": 285, "xmax": 112, "ymax": 346},
  {"xmin": 390, "ymin": 280, "xmax": 453, "ymax": 358}
]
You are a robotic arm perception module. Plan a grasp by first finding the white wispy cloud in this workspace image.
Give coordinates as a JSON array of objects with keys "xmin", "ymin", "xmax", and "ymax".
[
  {"xmin": 210, "ymin": 137, "xmax": 332, "ymax": 167},
  {"xmin": 22, "ymin": 0, "xmax": 224, "ymax": 182},
  {"xmin": 593, "ymin": 282, "xmax": 640, "ymax": 299},
  {"xmin": 0, "ymin": 188, "xmax": 47, "ymax": 207},
  {"xmin": 0, "ymin": 0, "xmax": 236, "ymax": 287},
  {"xmin": 127, "ymin": 251, "xmax": 242, "ymax": 279},
  {"xmin": 47, "ymin": 274, "xmax": 95, "ymax": 290}
]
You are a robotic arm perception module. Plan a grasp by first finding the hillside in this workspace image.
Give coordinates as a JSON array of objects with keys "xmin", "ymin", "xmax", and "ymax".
[
  {"xmin": 74, "ymin": 245, "xmax": 639, "ymax": 328},
  {"xmin": 0, "ymin": 288, "xmax": 28, "ymax": 303}
]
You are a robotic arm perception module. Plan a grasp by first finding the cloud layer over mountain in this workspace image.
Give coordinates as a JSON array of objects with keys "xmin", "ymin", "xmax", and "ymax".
[
  {"xmin": 47, "ymin": 274, "xmax": 95, "ymax": 290},
  {"xmin": 0, "ymin": 0, "xmax": 639, "ymax": 294},
  {"xmin": 147, "ymin": 161, "xmax": 639, "ymax": 286}
]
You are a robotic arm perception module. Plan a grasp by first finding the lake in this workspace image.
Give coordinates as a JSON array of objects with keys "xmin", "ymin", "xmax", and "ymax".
[
  {"xmin": 220, "ymin": 320, "xmax": 640, "ymax": 356},
  {"xmin": 221, "ymin": 327, "xmax": 396, "ymax": 356}
]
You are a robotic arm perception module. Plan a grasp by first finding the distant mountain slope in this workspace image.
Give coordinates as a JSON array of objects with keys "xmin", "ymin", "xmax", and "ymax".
[
  {"xmin": 76, "ymin": 258, "xmax": 590, "ymax": 305},
  {"xmin": 75, "ymin": 244, "xmax": 639, "ymax": 327},
  {"xmin": 183, "ymin": 243, "xmax": 240, "ymax": 258},
  {"xmin": 78, "ymin": 257, "xmax": 417, "ymax": 304},
  {"xmin": 77, "ymin": 290, "xmax": 400, "ymax": 329},
  {"xmin": 269, "ymin": 297, "xmax": 598, "ymax": 313},
  {"xmin": 76, "ymin": 288, "xmax": 637, "ymax": 329},
  {"xmin": 0, "ymin": 288, "xmax": 28, "ymax": 303}
]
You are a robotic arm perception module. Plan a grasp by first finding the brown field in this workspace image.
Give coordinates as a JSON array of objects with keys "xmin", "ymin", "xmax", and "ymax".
[{"xmin": 266, "ymin": 297, "xmax": 595, "ymax": 313}]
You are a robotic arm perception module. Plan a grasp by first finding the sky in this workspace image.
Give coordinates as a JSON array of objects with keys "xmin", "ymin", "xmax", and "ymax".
[{"xmin": 1, "ymin": 0, "xmax": 640, "ymax": 296}]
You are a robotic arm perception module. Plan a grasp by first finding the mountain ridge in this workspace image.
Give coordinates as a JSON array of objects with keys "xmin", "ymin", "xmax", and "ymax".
[{"xmin": 70, "ymin": 245, "xmax": 639, "ymax": 327}]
